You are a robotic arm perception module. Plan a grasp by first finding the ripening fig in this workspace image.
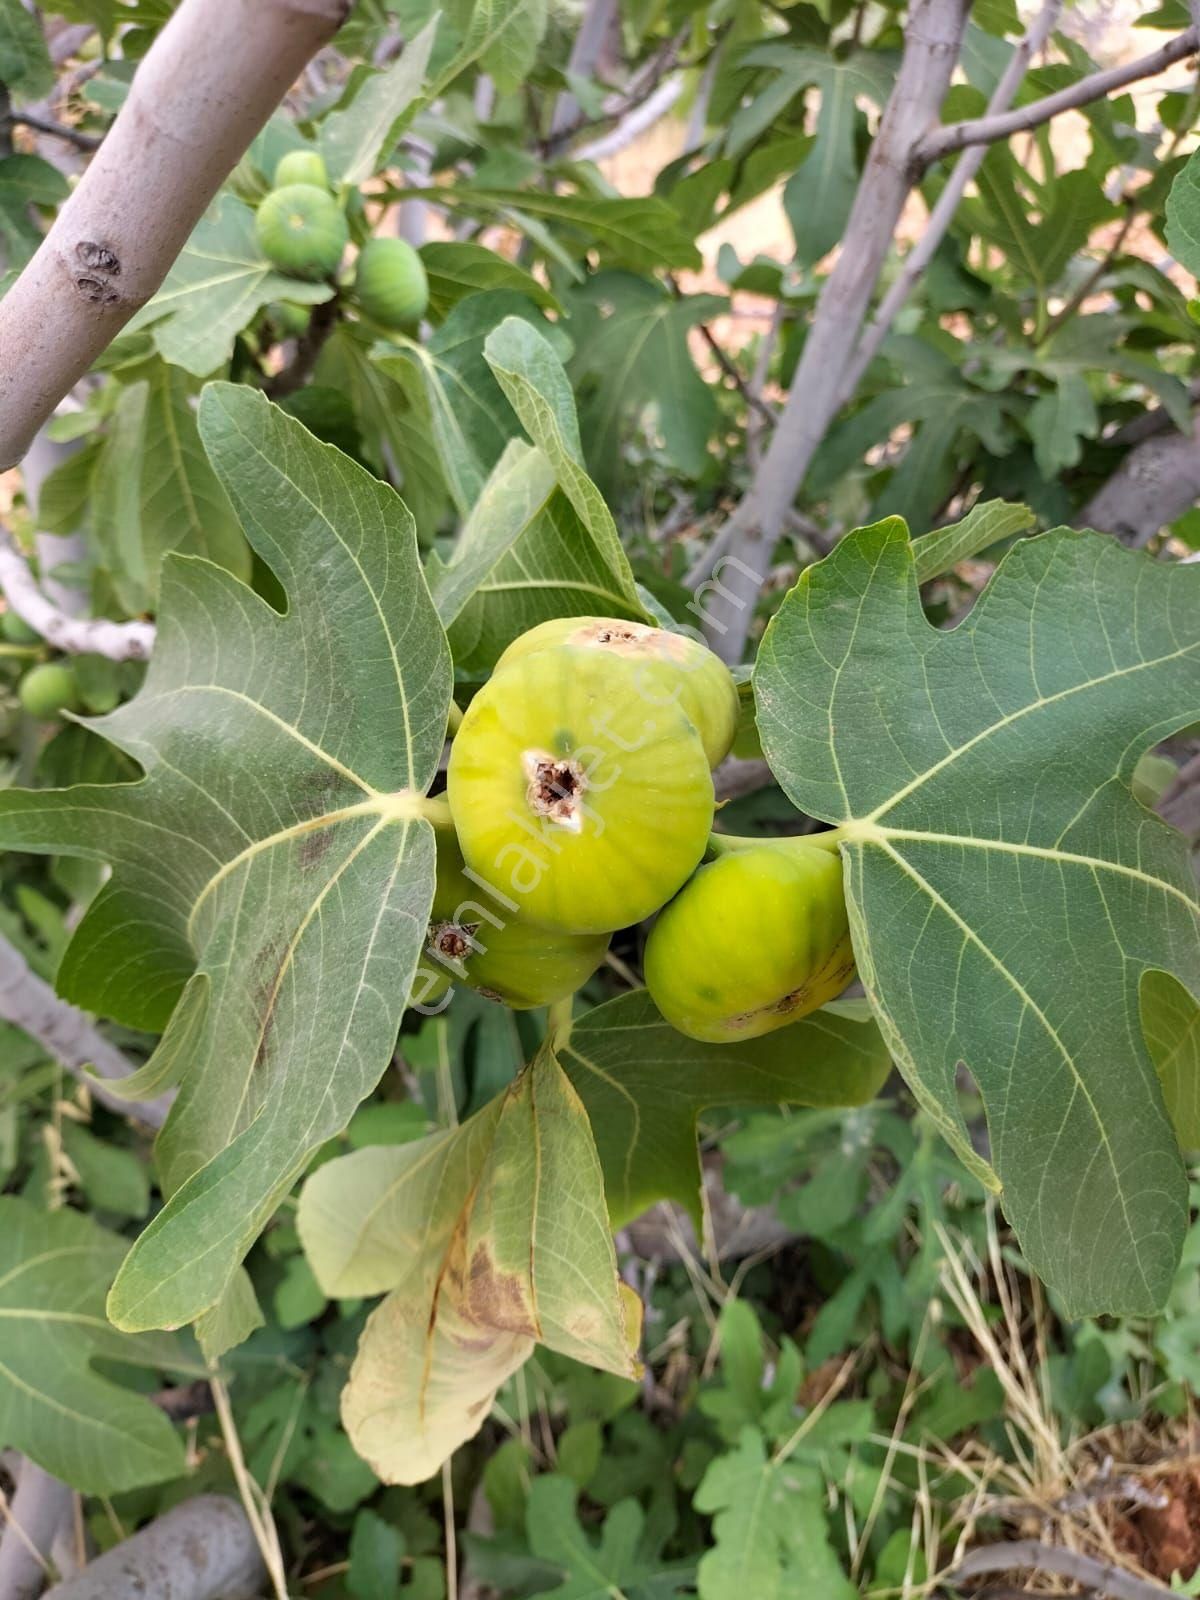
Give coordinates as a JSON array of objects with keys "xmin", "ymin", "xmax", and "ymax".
[
  {"xmin": 447, "ymin": 650, "xmax": 714, "ymax": 935},
  {"xmin": 268, "ymin": 301, "xmax": 313, "ymax": 338},
  {"xmin": 353, "ymin": 237, "xmax": 429, "ymax": 329},
  {"xmin": 495, "ymin": 616, "xmax": 739, "ymax": 767},
  {"xmin": 644, "ymin": 839, "xmax": 855, "ymax": 1042},
  {"xmin": 274, "ymin": 149, "xmax": 329, "ymax": 190},
  {"xmin": 18, "ymin": 661, "xmax": 80, "ymax": 719},
  {"xmin": 411, "ymin": 832, "xmax": 609, "ymax": 1008},
  {"xmin": 255, "ymin": 183, "xmax": 348, "ymax": 280}
]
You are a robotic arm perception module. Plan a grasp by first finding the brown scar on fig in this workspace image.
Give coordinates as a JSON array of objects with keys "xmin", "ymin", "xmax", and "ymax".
[
  {"xmin": 574, "ymin": 619, "xmax": 688, "ymax": 661},
  {"xmin": 523, "ymin": 749, "xmax": 586, "ymax": 831}
]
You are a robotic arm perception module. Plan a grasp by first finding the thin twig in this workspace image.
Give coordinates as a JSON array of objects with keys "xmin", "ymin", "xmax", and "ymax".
[
  {"xmin": 950, "ymin": 1539, "xmax": 1172, "ymax": 1600},
  {"xmin": 0, "ymin": 528, "xmax": 155, "ymax": 661},
  {"xmin": 839, "ymin": 0, "xmax": 1063, "ymax": 408},
  {"xmin": 917, "ymin": 26, "xmax": 1199, "ymax": 165},
  {"xmin": 265, "ymin": 295, "xmax": 340, "ymax": 400},
  {"xmin": 209, "ymin": 1374, "xmax": 288, "ymax": 1600},
  {"xmin": 3, "ymin": 110, "xmax": 100, "ymax": 152}
]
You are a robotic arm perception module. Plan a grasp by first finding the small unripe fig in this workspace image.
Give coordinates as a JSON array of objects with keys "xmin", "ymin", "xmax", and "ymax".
[
  {"xmin": 496, "ymin": 616, "xmax": 739, "ymax": 767},
  {"xmin": 644, "ymin": 840, "xmax": 855, "ymax": 1042},
  {"xmin": 1, "ymin": 610, "xmax": 39, "ymax": 644},
  {"xmin": 255, "ymin": 184, "xmax": 348, "ymax": 281},
  {"xmin": 411, "ymin": 832, "xmax": 609, "ymax": 1008},
  {"xmin": 268, "ymin": 301, "xmax": 313, "ymax": 338},
  {"xmin": 447, "ymin": 651, "xmax": 714, "ymax": 935},
  {"xmin": 18, "ymin": 661, "xmax": 80, "ymax": 719},
  {"xmin": 274, "ymin": 149, "xmax": 329, "ymax": 191},
  {"xmin": 353, "ymin": 237, "xmax": 429, "ymax": 329}
]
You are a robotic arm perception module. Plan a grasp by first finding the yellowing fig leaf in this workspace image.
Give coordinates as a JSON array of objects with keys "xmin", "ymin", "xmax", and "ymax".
[
  {"xmin": 299, "ymin": 1052, "xmax": 640, "ymax": 1484},
  {"xmin": 0, "ymin": 386, "xmax": 452, "ymax": 1339},
  {"xmin": 755, "ymin": 521, "xmax": 1200, "ymax": 1317}
]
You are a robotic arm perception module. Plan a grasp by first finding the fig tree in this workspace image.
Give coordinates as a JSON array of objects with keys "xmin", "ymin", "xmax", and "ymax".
[
  {"xmin": 413, "ymin": 832, "xmax": 609, "ymax": 1008},
  {"xmin": 353, "ymin": 237, "xmax": 429, "ymax": 329},
  {"xmin": 496, "ymin": 616, "xmax": 739, "ymax": 767},
  {"xmin": 18, "ymin": 661, "xmax": 80, "ymax": 719},
  {"xmin": 644, "ymin": 839, "xmax": 855, "ymax": 1041},
  {"xmin": 255, "ymin": 183, "xmax": 348, "ymax": 281},
  {"xmin": 447, "ymin": 649, "xmax": 714, "ymax": 935},
  {"xmin": 274, "ymin": 149, "xmax": 329, "ymax": 191}
]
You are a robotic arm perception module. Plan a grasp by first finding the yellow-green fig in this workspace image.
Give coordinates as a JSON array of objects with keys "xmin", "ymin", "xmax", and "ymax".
[
  {"xmin": 18, "ymin": 661, "xmax": 80, "ymax": 719},
  {"xmin": 496, "ymin": 616, "xmax": 739, "ymax": 767},
  {"xmin": 411, "ymin": 832, "xmax": 609, "ymax": 1008},
  {"xmin": 255, "ymin": 183, "xmax": 348, "ymax": 280},
  {"xmin": 353, "ymin": 236, "xmax": 429, "ymax": 328},
  {"xmin": 644, "ymin": 839, "xmax": 855, "ymax": 1041},
  {"xmin": 274, "ymin": 149, "xmax": 329, "ymax": 190},
  {"xmin": 447, "ymin": 650, "xmax": 714, "ymax": 935}
]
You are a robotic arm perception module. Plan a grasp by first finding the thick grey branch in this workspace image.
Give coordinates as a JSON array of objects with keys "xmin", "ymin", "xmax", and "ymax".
[
  {"xmin": 700, "ymin": 0, "xmax": 970, "ymax": 662},
  {"xmin": 1076, "ymin": 416, "xmax": 1200, "ymax": 548},
  {"xmin": 951, "ymin": 1539, "xmax": 1171, "ymax": 1600},
  {"xmin": 0, "ymin": 529, "xmax": 156, "ymax": 660},
  {"xmin": 43, "ymin": 1496, "xmax": 265, "ymax": 1600},
  {"xmin": 838, "ymin": 0, "xmax": 1063, "ymax": 407},
  {"xmin": 0, "ymin": 933, "xmax": 172, "ymax": 1130},
  {"xmin": 918, "ymin": 26, "xmax": 1199, "ymax": 165},
  {"xmin": 0, "ymin": 1459, "xmax": 73, "ymax": 1600},
  {"xmin": 0, "ymin": 0, "xmax": 350, "ymax": 471}
]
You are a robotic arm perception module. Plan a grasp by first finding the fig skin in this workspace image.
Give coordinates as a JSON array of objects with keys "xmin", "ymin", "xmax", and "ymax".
[
  {"xmin": 18, "ymin": 661, "xmax": 80, "ymax": 719},
  {"xmin": 255, "ymin": 183, "xmax": 348, "ymax": 281},
  {"xmin": 447, "ymin": 650, "xmax": 714, "ymax": 935},
  {"xmin": 274, "ymin": 150, "xmax": 329, "ymax": 190},
  {"xmin": 411, "ymin": 832, "xmax": 609, "ymax": 1008},
  {"xmin": 495, "ymin": 616, "xmax": 739, "ymax": 767},
  {"xmin": 354, "ymin": 237, "xmax": 429, "ymax": 329},
  {"xmin": 644, "ymin": 839, "xmax": 855, "ymax": 1042}
]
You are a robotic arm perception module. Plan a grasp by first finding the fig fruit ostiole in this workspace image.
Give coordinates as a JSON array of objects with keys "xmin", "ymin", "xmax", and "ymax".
[
  {"xmin": 255, "ymin": 183, "xmax": 348, "ymax": 281},
  {"xmin": 495, "ymin": 615, "xmax": 740, "ymax": 768},
  {"xmin": 644, "ymin": 835, "xmax": 855, "ymax": 1041},
  {"xmin": 447, "ymin": 647, "xmax": 714, "ymax": 935},
  {"xmin": 353, "ymin": 237, "xmax": 429, "ymax": 329},
  {"xmin": 408, "ymin": 832, "xmax": 609, "ymax": 1010}
]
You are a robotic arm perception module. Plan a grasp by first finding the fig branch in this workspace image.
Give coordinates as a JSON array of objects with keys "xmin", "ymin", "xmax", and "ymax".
[
  {"xmin": 0, "ymin": 527, "xmax": 156, "ymax": 661},
  {"xmin": 0, "ymin": 0, "xmax": 351, "ymax": 471}
]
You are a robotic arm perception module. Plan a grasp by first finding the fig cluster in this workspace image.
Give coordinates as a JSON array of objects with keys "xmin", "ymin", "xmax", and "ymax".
[
  {"xmin": 434, "ymin": 615, "xmax": 855, "ymax": 1036},
  {"xmin": 253, "ymin": 151, "xmax": 429, "ymax": 328}
]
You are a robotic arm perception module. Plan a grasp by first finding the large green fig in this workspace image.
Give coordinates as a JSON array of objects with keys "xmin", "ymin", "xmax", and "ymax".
[
  {"xmin": 255, "ymin": 183, "xmax": 348, "ymax": 281},
  {"xmin": 18, "ymin": 661, "xmax": 80, "ymax": 719},
  {"xmin": 447, "ymin": 649, "xmax": 714, "ymax": 935},
  {"xmin": 644, "ymin": 839, "xmax": 855, "ymax": 1041},
  {"xmin": 496, "ymin": 616, "xmax": 739, "ymax": 767},
  {"xmin": 274, "ymin": 149, "xmax": 329, "ymax": 190},
  {"xmin": 410, "ymin": 832, "xmax": 609, "ymax": 1009},
  {"xmin": 353, "ymin": 237, "xmax": 429, "ymax": 329}
]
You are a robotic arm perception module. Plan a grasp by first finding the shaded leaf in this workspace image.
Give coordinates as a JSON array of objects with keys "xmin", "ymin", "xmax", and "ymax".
[
  {"xmin": 0, "ymin": 154, "xmax": 67, "ymax": 269},
  {"xmin": 1167, "ymin": 145, "xmax": 1200, "ymax": 277},
  {"xmin": 442, "ymin": 0, "xmax": 546, "ymax": 95},
  {"xmin": 912, "ymin": 498, "xmax": 1035, "ymax": 582},
  {"xmin": 420, "ymin": 241, "xmax": 559, "ymax": 321},
  {"xmin": 0, "ymin": 0, "xmax": 53, "ymax": 97},
  {"xmin": 1145, "ymin": 970, "xmax": 1200, "ymax": 1152},
  {"xmin": 556, "ymin": 990, "xmax": 892, "ymax": 1230},
  {"xmin": 0, "ymin": 1198, "xmax": 185, "ymax": 1493},
  {"xmin": 755, "ymin": 522, "xmax": 1200, "ymax": 1315},
  {"xmin": 524, "ymin": 1476, "xmax": 695, "ymax": 1599},
  {"xmin": 695, "ymin": 1428, "xmax": 855, "ymax": 1600},
  {"xmin": 0, "ymin": 388, "xmax": 451, "ymax": 1335}
]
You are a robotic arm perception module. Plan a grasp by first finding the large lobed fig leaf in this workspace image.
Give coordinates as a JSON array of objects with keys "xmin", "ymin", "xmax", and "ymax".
[
  {"xmin": 0, "ymin": 386, "xmax": 452, "ymax": 1339},
  {"xmin": 755, "ymin": 520, "xmax": 1200, "ymax": 1316}
]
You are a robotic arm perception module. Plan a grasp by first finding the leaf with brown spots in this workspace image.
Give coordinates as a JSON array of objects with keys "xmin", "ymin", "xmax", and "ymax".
[{"xmin": 300, "ymin": 1051, "xmax": 640, "ymax": 1484}]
